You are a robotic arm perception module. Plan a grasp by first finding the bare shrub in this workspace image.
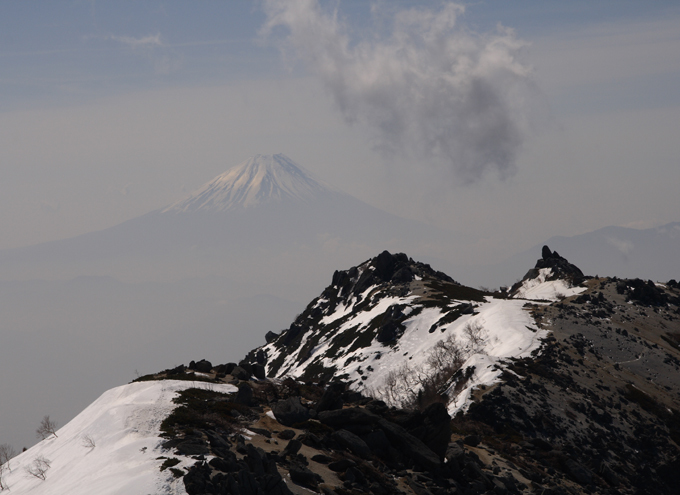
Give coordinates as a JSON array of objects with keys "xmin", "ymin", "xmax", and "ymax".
[
  {"xmin": 463, "ymin": 321, "xmax": 488, "ymax": 353},
  {"xmin": 427, "ymin": 334, "xmax": 465, "ymax": 374},
  {"xmin": 0, "ymin": 444, "xmax": 16, "ymax": 471},
  {"xmin": 373, "ymin": 320, "xmax": 490, "ymax": 410},
  {"xmin": 375, "ymin": 333, "xmax": 468, "ymax": 410},
  {"xmin": 82, "ymin": 434, "xmax": 96, "ymax": 449},
  {"xmin": 36, "ymin": 416, "xmax": 58, "ymax": 440},
  {"xmin": 376, "ymin": 363, "xmax": 421, "ymax": 408},
  {"xmin": 0, "ymin": 443, "xmax": 17, "ymax": 489},
  {"xmin": 25, "ymin": 456, "xmax": 51, "ymax": 481}
]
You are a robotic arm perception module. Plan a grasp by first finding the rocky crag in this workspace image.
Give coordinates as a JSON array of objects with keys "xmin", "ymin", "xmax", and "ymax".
[{"xmin": 131, "ymin": 248, "xmax": 680, "ymax": 495}]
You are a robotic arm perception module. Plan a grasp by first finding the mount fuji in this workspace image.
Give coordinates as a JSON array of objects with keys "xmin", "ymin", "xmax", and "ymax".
[
  {"xmin": 164, "ymin": 154, "xmax": 329, "ymax": 212},
  {"xmin": 0, "ymin": 154, "xmax": 456, "ymax": 285}
]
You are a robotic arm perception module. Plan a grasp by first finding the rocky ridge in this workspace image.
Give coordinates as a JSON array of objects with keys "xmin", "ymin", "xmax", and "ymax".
[
  {"xmin": 6, "ymin": 248, "xmax": 679, "ymax": 495},
  {"xmin": 131, "ymin": 248, "xmax": 680, "ymax": 495},
  {"xmin": 244, "ymin": 250, "xmax": 548, "ymax": 413}
]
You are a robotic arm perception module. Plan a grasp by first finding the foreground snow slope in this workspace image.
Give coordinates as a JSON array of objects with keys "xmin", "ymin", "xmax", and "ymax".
[{"xmin": 1, "ymin": 380, "xmax": 236, "ymax": 495}]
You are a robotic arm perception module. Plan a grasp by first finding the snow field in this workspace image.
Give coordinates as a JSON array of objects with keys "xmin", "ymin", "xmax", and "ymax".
[{"xmin": 1, "ymin": 380, "xmax": 237, "ymax": 495}]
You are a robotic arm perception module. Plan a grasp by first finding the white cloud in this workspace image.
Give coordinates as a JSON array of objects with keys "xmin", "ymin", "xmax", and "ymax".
[
  {"xmin": 261, "ymin": 0, "xmax": 540, "ymax": 183},
  {"xmin": 110, "ymin": 33, "xmax": 163, "ymax": 49}
]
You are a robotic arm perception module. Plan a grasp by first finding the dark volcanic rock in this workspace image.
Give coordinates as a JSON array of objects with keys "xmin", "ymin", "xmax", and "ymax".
[
  {"xmin": 290, "ymin": 465, "xmax": 322, "ymax": 488},
  {"xmin": 194, "ymin": 359, "xmax": 212, "ymax": 373},
  {"xmin": 231, "ymin": 365, "xmax": 252, "ymax": 381},
  {"xmin": 272, "ymin": 397, "xmax": 310, "ymax": 426},
  {"xmin": 332, "ymin": 429, "xmax": 371, "ymax": 458},
  {"xmin": 236, "ymin": 383, "xmax": 254, "ymax": 405},
  {"xmin": 318, "ymin": 407, "xmax": 380, "ymax": 427},
  {"xmin": 277, "ymin": 429, "xmax": 296, "ymax": 440},
  {"xmin": 281, "ymin": 439, "xmax": 302, "ymax": 458},
  {"xmin": 316, "ymin": 381, "xmax": 345, "ymax": 413},
  {"xmin": 253, "ymin": 363, "xmax": 267, "ymax": 380},
  {"xmin": 408, "ymin": 402, "xmax": 451, "ymax": 458},
  {"xmin": 328, "ymin": 458, "xmax": 356, "ymax": 473},
  {"xmin": 377, "ymin": 419, "xmax": 441, "ymax": 471}
]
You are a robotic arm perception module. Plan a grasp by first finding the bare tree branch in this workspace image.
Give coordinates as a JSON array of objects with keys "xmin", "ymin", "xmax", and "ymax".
[
  {"xmin": 25, "ymin": 456, "xmax": 51, "ymax": 481},
  {"xmin": 36, "ymin": 416, "xmax": 58, "ymax": 440},
  {"xmin": 82, "ymin": 434, "xmax": 96, "ymax": 449}
]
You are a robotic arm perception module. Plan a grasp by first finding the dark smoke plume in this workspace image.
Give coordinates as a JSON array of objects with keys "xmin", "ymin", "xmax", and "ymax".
[{"xmin": 262, "ymin": 0, "xmax": 538, "ymax": 182}]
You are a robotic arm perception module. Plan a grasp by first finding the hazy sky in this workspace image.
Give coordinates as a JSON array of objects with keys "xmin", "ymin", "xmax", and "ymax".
[
  {"xmin": 2, "ymin": 0, "xmax": 680, "ymax": 263},
  {"xmin": 2, "ymin": 0, "xmax": 680, "ymax": 454}
]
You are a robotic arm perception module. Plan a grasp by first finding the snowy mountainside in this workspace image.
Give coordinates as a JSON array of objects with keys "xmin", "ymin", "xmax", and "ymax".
[
  {"xmin": 163, "ymin": 154, "xmax": 329, "ymax": 213},
  {"xmin": 244, "ymin": 250, "xmax": 581, "ymax": 415},
  {"xmin": 1, "ymin": 380, "xmax": 236, "ymax": 495}
]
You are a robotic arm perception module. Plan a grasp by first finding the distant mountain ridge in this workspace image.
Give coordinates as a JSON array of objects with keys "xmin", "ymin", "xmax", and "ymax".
[{"xmin": 456, "ymin": 222, "xmax": 680, "ymax": 289}]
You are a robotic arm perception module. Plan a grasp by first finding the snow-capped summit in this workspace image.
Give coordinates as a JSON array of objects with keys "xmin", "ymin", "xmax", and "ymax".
[{"xmin": 163, "ymin": 154, "xmax": 329, "ymax": 213}]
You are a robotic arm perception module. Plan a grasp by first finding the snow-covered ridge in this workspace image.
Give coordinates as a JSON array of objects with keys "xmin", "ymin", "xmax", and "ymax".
[
  {"xmin": 1, "ymin": 380, "xmax": 236, "ymax": 495},
  {"xmin": 246, "ymin": 251, "xmax": 556, "ymax": 418},
  {"xmin": 163, "ymin": 154, "xmax": 329, "ymax": 213}
]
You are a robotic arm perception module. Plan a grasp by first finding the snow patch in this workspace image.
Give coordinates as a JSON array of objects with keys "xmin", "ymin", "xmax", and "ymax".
[{"xmin": 514, "ymin": 268, "xmax": 585, "ymax": 301}]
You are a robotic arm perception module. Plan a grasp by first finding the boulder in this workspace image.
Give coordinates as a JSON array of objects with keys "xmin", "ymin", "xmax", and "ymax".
[
  {"xmin": 253, "ymin": 363, "xmax": 267, "ymax": 380},
  {"xmin": 328, "ymin": 458, "xmax": 356, "ymax": 472},
  {"xmin": 318, "ymin": 407, "xmax": 380, "ymax": 428},
  {"xmin": 408, "ymin": 402, "xmax": 451, "ymax": 458},
  {"xmin": 277, "ymin": 429, "xmax": 296, "ymax": 440},
  {"xmin": 332, "ymin": 429, "xmax": 371, "ymax": 458},
  {"xmin": 194, "ymin": 359, "xmax": 212, "ymax": 373},
  {"xmin": 215, "ymin": 362, "xmax": 237, "ymax": 375},
  {"xmin": 289, "ymin": 465, "xmax": 322, "ymax": 489},
  {"xmin": 377, "ymin": 418, "xmax": 441, "ymax": 471},
  {"xmin": 271, "ymin": 397, "xmax": 310, "ymax": 426},
  {"xmin": 281, "ymin": 439, "xmax": 302, "ymax": 458},
  {"xmin": 206, "ymin": 430, "xmax": 232, "ymax": 458},
  {"xmin": 445, "ymin": 442, "xmax": 465, "ymax": 464},
  {"xmin": 235, "ymin": 383, "xmax": 253, "ymax": 405},
  {"xmin": 316, "ymin": 382, "xmax": 345, "ymax": 413},
  {"xmin": 231, "ymin": 366, "xmax": 251, "ymax": 381},
  {"xmin": 238, "ymin": 361, "xmax": 254, "ymax": 375}
]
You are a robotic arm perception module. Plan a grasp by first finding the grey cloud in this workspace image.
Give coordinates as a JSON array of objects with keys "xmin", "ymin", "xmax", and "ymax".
[{"xmin": 262, "ymin": 1, "xmax": 538, "ymax": 182}]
